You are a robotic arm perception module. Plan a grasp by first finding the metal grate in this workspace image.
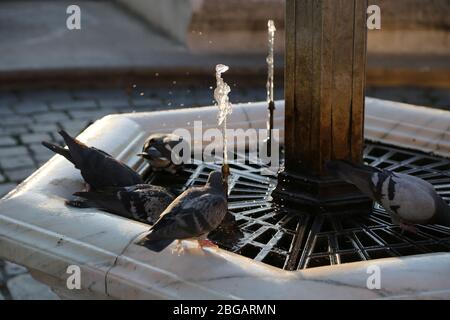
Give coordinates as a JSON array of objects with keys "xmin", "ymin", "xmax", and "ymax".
[{"xmin": 142, "ymin": 143, "xmax": 450, "ymax": 270}]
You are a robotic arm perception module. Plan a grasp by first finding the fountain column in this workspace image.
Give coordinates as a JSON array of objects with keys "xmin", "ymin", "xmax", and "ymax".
[{"xmin": 274, "ymin": 0, "xmax": 372, "ymax": 214}]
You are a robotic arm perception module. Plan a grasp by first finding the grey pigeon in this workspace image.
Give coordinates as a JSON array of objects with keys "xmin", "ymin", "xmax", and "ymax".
[
  {"xmin": 71, "ymin": 184, "xmax": 175, "ymax": 224},
  {"xmin": 327, "ymin": 160, "xmax": 450, "ymax": 232},
  {"xmin": 42, "ymin": 130, "xmax": 143, "ymax": 190},
  {"xmin": 140, "ymin": 171, "xmax": 228, "ymax": 253},
  {"xmin": 138, "ymin": 133, "xmax": 185, "ymax": 174}
]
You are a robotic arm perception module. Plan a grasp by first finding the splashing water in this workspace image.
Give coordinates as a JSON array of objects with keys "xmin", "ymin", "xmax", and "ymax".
[
  {"xmin": 214, "ymin": 64, "xmax": 233, "ymax": 164},
  {"xmin": 266, "ymin": 20, "xmax": 276, "ymax": 105}
]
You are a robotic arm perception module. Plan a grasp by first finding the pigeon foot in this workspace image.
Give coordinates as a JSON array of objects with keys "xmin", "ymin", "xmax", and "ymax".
[
  {"xmin": 171, "ymin": 240, "xmax": 185, "ymax": 256},
  {"xmin": 400, "ymin": 223, "xmax": 419, "ymax": 234},
  {"xmin": 198, "ymin": 239, "xmax": 218, "ymax": 249}
]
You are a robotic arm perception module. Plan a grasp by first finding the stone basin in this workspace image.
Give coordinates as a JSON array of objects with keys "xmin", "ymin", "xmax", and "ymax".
[{"xmin": 0, "ymin": 97, "xmax": 449, "ymax": 299}]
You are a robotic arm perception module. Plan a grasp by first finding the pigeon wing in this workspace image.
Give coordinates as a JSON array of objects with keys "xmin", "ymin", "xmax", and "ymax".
[
  {"xmin": 147, "ymin": 190, "xmax": 227, "ymax": 241},
  {"xmin": 118, "ymin": 185, "xmax": 175, "ymax": 222}
]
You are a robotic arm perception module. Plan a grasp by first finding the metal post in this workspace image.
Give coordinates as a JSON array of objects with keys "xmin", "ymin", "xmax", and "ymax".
[{"xmin": 274, "ymin": 0, "xmax": 372, "ymax": 214}]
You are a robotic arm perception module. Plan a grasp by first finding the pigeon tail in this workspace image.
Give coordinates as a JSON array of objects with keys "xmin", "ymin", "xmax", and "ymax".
[
  {"xmin": 73, "ymin": 190, "xmax": 113, "ymax": 202},
  {"xmin": 57, "ymin": 130, "xmax": 91, "ymax": 168},
  {"xmin": 326, "ymin": 160, "xmax": 380, "ymax": 199},
  {"xmin": 140, "ymin": 238, "xmax": 174, "ymax": 252},
  {"xmin": 58, "ymin": 130, "xmax": 84, "ymax": 151},
  {"xmin": 434, "ymin": 198, "xmax": 450, "ymax": 228},
  {"xmin": 41, "ymin": 141, "xmax": 73, "ymax": 164},
  {"xmin": 73, "ymin": 190, "xmax": 133, "ymax": 219}
]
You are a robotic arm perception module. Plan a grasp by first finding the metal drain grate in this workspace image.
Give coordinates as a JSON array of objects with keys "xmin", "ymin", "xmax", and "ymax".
[{"xmin": 142, "ymin": 143, "xmax": 450, "ymax": 270}]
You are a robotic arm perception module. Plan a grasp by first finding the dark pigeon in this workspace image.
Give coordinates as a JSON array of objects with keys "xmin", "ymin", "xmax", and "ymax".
[
  {"xmin": 42, "ymin": 130, "xmax": 143, "ymax": 190},
  {"xmin": 71, "ymin": 184, "xmax": 175, "ymax": 224},
  {"xmin": 327, "ymin": 160, "xmax": 450, "ymax": 232},
  {"xmin": 138, "ymin": 133, "xmax": 185, "ymax": 174},
  {"xmin": 140, "ymin": 171, "xmax": 228, "ymax": 253}
]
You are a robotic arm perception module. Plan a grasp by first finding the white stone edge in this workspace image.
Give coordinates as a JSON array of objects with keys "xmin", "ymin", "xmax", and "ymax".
[{"xmin": 0, "ymin": 97, "xmax": 448, "ymax": 299}]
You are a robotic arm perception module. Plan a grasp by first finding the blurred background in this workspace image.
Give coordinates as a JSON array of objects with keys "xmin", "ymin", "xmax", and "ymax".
[{"xmin": 0, "ymin": 0, "xmax": 449, "ymax": 299}]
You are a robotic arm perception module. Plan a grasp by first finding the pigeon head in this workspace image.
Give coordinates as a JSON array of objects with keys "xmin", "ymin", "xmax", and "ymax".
[
  {"xmin": 206, "ymin": 171, "xmax": 224, "ymax": 191},
  {"xmin": 137, "ymin": 146, "xmax": 161, "ymax": 160}
]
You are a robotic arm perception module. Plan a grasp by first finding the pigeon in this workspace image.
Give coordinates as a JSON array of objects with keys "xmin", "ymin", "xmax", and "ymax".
[
  {"xmin": 138, "ymin": 133, "xmax": 185, "ymax": 174},
  {"xmin": 42, "ymin": 130, "xmax": 143, "ymax": 190},
  {"xmin": 326, "ymin": 160, "xmax": 450, "ymax": 232},
  {"xmin": 140, "ymin": 171, "xmax": 228, "ymax": 253},
  {"xmin": 71, "ymin": 184, "xmax": 175, "ymax": 224}
]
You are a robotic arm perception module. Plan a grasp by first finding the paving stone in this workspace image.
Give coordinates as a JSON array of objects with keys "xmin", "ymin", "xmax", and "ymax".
[
  {"xmin": 2, "ymin": 115, "xmax": 33, "ymax": 126},
  {"xmin": 0, "ymin": 136, "xmax": 17, "ymax": 147},
  {"xmin": 7, "ymin": 274, "xmax": 59, "ymax": 300},
  {"xmin": 72, "ymin": 88, "xmax": 128, "ymax": 100},
  {"xmin": 131, "ymin": 98, "xmax": 160, "ymax": 108},
  {"xmin": 19, "ymin": 89, "xmax": 72, "ymax": 102},
  {"xmin": 33, "ymin": 153, "xmax": 53, "ymax": 164},
  {"xmin": 0, "ymin": 92, "xmax": 18, "ymax": 105},
  {"xmin": 0, "ymin": 183, "xmax": 17, "ymax": 197},
  {"xmin": 20, "ymin": 133, "xmax": 51, "ymax": 144},
  {"xmin": 0, "ymin": 106, "xmax": 14, "ymax": 116},
  {"xmin": 29, "ymin": 144, "xmax": 54, "ymax": 157},
  {"xmin": 5, "ymin": 167, "xmax": 36, "ymax": 182},
  {"xmin": 28, "ymin": 123, "xmax": 59, "ymax": 133},
  {"xmin": 49, "ymin": 136, "xmax": 64, "ymax": 146},
  {"xmin": 14, "ymin": 101, "xmax": 49, "ymax": 114},
  {"xmin": 59, "ymin": 120, "xmax": 89, "ymax": 135},
  {"xmin": 0, "ymin": 126, "xmax": 29, "ymax": 135},
  {"xmin": 98, "ymin": 98, "xmax": 130, "ymax": 109},
  {"xmin": 0, "ymin": 156, "xmax": 34, "ymax": 170},
  {"xmin": 69, "ymin": 109, "xmax": 115, "ymax": 120},
  {"xmin": 34, "ymin": 112, "xmax": 70, "ymax": 123},
  {"xmin": 51, "ymin": 100, "xmax": 98, "ymax": 111},
  {"xmin": 0, "ymin": 146, "xmax": 29, "ymax": 157}
]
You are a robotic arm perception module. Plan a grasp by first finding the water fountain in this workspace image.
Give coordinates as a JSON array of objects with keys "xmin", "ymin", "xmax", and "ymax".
[
  {"xmin": 214, "ymin": 64, "xmax": 233, "ymax": 191},
  {"xmin": 0, "ymin": 0, "xmax": 449, "ymax": 299},
  {"xmin": 266, "ymin": 20, "xmax": 276, "ymax": 155}
]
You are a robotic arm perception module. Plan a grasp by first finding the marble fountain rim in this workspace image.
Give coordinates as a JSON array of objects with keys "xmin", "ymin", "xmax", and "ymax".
[{"xmin": 0, "ymin": 97, "xmax": 449, "ymax": 299}]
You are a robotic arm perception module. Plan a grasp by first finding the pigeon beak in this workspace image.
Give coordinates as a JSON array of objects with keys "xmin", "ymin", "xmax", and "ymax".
[
  {"xmin": 137, "ymin": 147, "xmax": 160, "ymax": 159},
  {"xmin": 137, "ymin": 152, "xmax": 152, "ymax": 160}
]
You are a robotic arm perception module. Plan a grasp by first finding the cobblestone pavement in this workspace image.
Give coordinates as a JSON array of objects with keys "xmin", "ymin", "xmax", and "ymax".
[{"xmin": 0, "ymin": 85, "xmax": 449, "ymax": 299}]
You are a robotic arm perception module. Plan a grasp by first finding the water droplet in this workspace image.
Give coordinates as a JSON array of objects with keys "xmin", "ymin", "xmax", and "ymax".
[
  {"xmin": 132, "ymin": 84, "xmax": 137, "ymax": 88},
  {"xmin": 172, "ymin": 81, "xmax": 177, "ymax": 85},
  {"xmin": 140, "ymin": 92, "xmax": 144, "ymax": 96},
  {"xmin": 155, "ymin": 73, "xmax": 159, "ymax": 77}
]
